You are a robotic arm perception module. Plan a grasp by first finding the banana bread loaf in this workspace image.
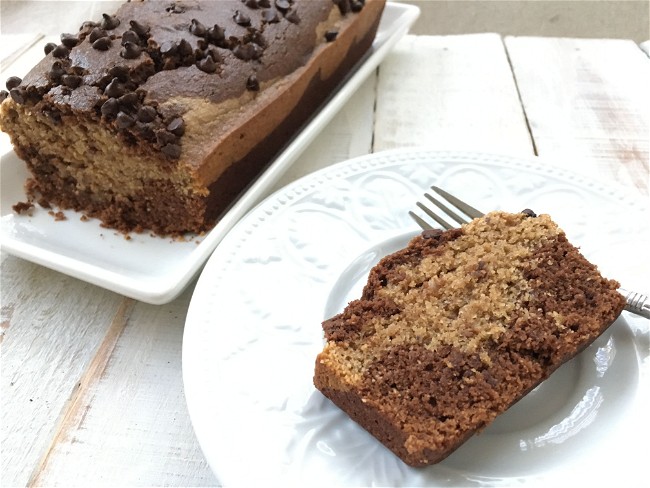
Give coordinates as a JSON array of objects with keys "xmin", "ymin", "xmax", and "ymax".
[
  {"xmin": 0, "ymin": 0, "xmax": 385, "ymax": 235},
  {"xmin": 314, "ymin": 210, "xmax": 625, "ymax": 467}
]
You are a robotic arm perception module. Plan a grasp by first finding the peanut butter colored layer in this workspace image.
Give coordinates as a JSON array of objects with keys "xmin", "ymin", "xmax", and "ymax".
[{"xmin": 314, "ymin": 211, "xmax": 626, "ymax": 467}]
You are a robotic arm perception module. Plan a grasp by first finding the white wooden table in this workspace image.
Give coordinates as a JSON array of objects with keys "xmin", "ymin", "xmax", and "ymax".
[{"xmin": 2, "ymin": 15, "xmax": 649, "ymax": 488}]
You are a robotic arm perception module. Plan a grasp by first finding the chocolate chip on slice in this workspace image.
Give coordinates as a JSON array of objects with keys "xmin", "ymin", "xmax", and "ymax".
[
  {"xmin": 422, "ymin": 228, "xmax": 443, "ymax": 239},
  {"xmin": 49, "ymin": 60, "xmax": 66, "ymax": 81},
  {"xmin": 108, "ymin": 65, "xmax": 130, "ymax": 81},
  {"xmin": 79, "ymin": 20, "xmax": 98, "ymax": 35},
  {"xmin": 197, "ymin": 55, "xmax": 217, "ymax": 73},
  {"xmin": 190, "ymin": 18, "xmax": 207, "ymax": 37},
  {"xmin": 52, "ymin": 44, "xmax": 70, "ymax": 59},
  {"xmin": 118, "ymin": 92, "xmax": 139, "ymax": 111},
  {"xmin": 121, "ymin": 41, "xmax": 142, "ymax": 59},
  {"xmin": 177, "ymin": 39, "xmax": 193, "ymax": 57},
  {"xmin": 521, "ymin": 208, "xmax": 537, "ymax": 217},
  {"xmin": 137, "ymin": 105, "xmax": 157, "ymax": 123},
  {"xmin": 9, "ymin": 87, "xmax": 26, "ymax": 104},
  {"xmin": 244, "ymin": 0, "xmax": 259, "ymax": 8},
  {"xmin": 167, "ymin": 117, "xmax": 185, "ymax": 136},
  {"xmin": 62, "ymin": 74, "xmax": 82, "ymax": 88},
  {"xmin": 161, "ymin": 143, "xmax": 182, "ymax": 159},
  {"xmin": 121, "ymin": 30, "xmax": 140, "ymax": 46},
  {"xmin": 274, "ymin": 0, "xmax": 291, "ymax": 12},
  {"xmin": 101, "ymin": 97, "xmax": 120, "ymax": 117},
  {"xmin": 89, "ymin": 27, "xmax": 108, "ymax": 43},
  {"xmin": 261, "ymin": 9, "xmax": 279, "ymax": 23},
  {"xmin": 60, "ymin": 33, "xmax": 79, "ymax": 48},
  {"xmin": 246, "ymin": 74, "xmax": 260, "ymax": 91},
  {"xmin": 285, "ymin": 8, "xmax": 300, "ymax": 24},
  {"xmin": 233, "ymin": 10, "xmax": 251, "ymax": 26},
  {"xmin": 44, "ymin": 42, "xmax": 58, "ymax": 55},
  {"xmin": 258, "ymin": 0, "xmax": 271, "ymax": 7},
  {"xmin": 324, "ymin": 30, "xmax": 338, "ymax": 42},
  {"xmin": 92, "ymin": 36, "xmax": 112, "ymax": 51},
  {"xmin": 156, "ymin": 129, "xmax": 177, "ymax": 146},
  {"xmin": 104, "ymin": 77, "xmax": 124, "ymax": 97},
  {"xmin": 160, "ymin": 40, "xmax": 177, "ymax": 55},
  {"xmin": 0, "ymin": 90, "xmax": 8, "ymax": 103},
  {"xmin": 6, "ymin": 76, "xmax": 22, "ymax": 91},
  {"xmin": 334, "ymin": 0, "xmax": 351, "ymax": 15},
  {"xmin": 115, "ymin": 111, "xmax": 135, "ymax": 129},
  {"xmin": 351, "ymin": 0, "xmax": 364, "ymax": 13},
  {"xmin": 101, "ymin": 13, "xmax": 121, "ymax": 30},
  {"xmin": 129, "ymin": 20, "xmax": 149, "ymax": 37}
]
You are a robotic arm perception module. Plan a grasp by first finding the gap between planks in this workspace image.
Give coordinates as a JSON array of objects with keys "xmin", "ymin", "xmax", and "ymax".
[{"xmin": 26, "ymin": 297, "xmax": 135, "ymax": 487}]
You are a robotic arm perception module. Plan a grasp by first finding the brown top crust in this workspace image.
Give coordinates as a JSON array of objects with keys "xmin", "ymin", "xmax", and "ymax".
[{"xmin": 1, "ymin": 0, "xmax": 369, "ymax": 159}]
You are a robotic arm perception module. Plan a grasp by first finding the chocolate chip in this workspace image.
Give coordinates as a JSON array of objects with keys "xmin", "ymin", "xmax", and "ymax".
[
  {"xmin": 190, "ymin": 18, "xmax": 207, "ymax": 37},
  {"xmin": 101, "ymin": 97, "xmax": 119, "ymax": 117},
  {"xmin": 160, "ymin": 41, "xmax": 176, "ymax": 56},
  {"xmin": 261, "ymin": 9, "xmax": 280, "ymax": 23},
  {"xmin": 197, "ymin": 55, "xmax": 217, "ymax": 73},
  {"xmin": 44, "ymin": 42, "xmax": 58, "ymax": 55},
  {"xmin": 258, "ymin": 0, "xmax": 271, "ymax": 7},
  {"xmin": 52, "ymin": 44, "xmax": 69, "ymax": 59},
  {"xmin": 156, "ymin": 129, "xmax": 177, "ymax": 146},
  {"xmin": 60, "ymin": 33, "xmax": 79, "ymax": 48},
  {"xmin": 521, "ymin": 209, "xmax": 537, "ymax": 217},
  {"xmin": 161, "ymin": 143, "xmax": 181, "ymax": 159},
  {"xmin": 101, "ymin": 13, "xmax": 121, "ymax": 30},
  {"xmin": 207, "ymin": 24, "xmax": 226, "ymax": 43},
  {"xmin": 246, "ymin": 74, "xmax": 260, "ymax": 91},
  {"xmin": 115, "ymin": 111, "xmax": 135, "ymax": 129},
  {"xmin": 324, "ymin": 30, "xmax": 338, "ymax": 42},
  {"xmin": 422, "ymin": 228, "xmax": 443, "ymax": 239},
  {"xmin": 104, "ymin": 77, "xmax": 124, "ymax": 97},
  {"xmin": 285, "ymin": 9, "xmax": 300, "ymax": 24},
  {"xmin": 0, "ymin": 90, "xmax": 8, "ymax": 103},
  {"xmin": 49, "ymin": 61, "xmax": 66, "ymax": 81},
  {"xmin": 118, "ymin": 92, "xmax": 139, "ymax": 111},
  {"xmin": 9, "ymin": 87, "xmax": 26, "ymax": 104},
  {"xmin": 121, "ymin": 42, "xmax": 141, "ymax": 59},
  {"xmin": 89, "ymin": 27, "xmax": 108, "ymax": 43},
  {"xmin": 244, "ymin": 0, "xmax": 259, "ymax": 8},
  {"xmin": 274, "ymin": 0, "xmax": 291, "ymax": 12},
  {"xmin": 137, "ymin": 105, "xmax": 157, "ymax": 123},
  {"xmin": 233, "ymin": 10, "xmax": 251, "ymax": 26},
  {"xmin": 167, "ymin": 117, "xmax": 185, "ymax": 136},
  {"xmin": 92, "ymin": 37, "xmax": 112, "ymax": 51},
  {"xmin": 233, "ymin": 43, "xmax": 263, "ymax": 61},
  {"xmin": 177, "ymin": 39, "xmax": 193, "ymax": 57},
  {"xmin": 129, "ymin": 20, "xmax": 149, "ymax": 37},
  {"xmin": 351, "ymin": 0, "xmax": 364, "ymax": 13},
  {"xmin": 79, "ymin": 20, "xmax": 98, "ymax": 34},
  {"xmin": 62, "ymin": 74, "xmax": 82, "ymax": 88},
  {"xmin": 6, "ymin": 76, "xmax": 22, "ymax": 90},
  {"xmin": 121, "ymin": 30, "xmax": 140, "ymax": 46},
  {"xmin": 334, "ymin": 0, "xmax": 351, "ymax": 15},
  {"xmin": 108, "ymin": 65, "xmax": 130, "ymax": 81},
  {"xmin": 166, "ymin": 3, "xmax": 185, "ymax": 14}
]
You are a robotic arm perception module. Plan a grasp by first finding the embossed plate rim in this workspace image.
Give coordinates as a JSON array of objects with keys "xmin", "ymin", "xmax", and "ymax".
[{"xmin": 183, "ymin": 147, "xmax": 649, "ymax": 487}]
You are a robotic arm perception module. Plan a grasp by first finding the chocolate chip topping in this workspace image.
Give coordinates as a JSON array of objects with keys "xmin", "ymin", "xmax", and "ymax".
[
  {"xmin": 167, "ymin": 117, "xmax": 185, "ymax": 136},
  {"xmin": 351, "ymin": 0, "xmax": 365, "ymax": 13},
  {"xmin": 137, "ymin": 105, "xmax": 157, "ymax": 123},
  {"xmin": 190, "ymin": 18, "xmax": 207, "ymax": 37},
  {"xmin": 161, "ymin": 143, "xmax": 181, "ymax": 159},
  {"xmin": 89, "ymin": 27, "xmax": 108, "ymax": 43},
  {"xmin": 275, "ymin": 0, "xmax": 291, "ymax": 12},
  {"xmin": 207, "ymin": 24, "xmax": 226, "ymax": 44},
  {"xmin": 115, "ymin": 111, "xmax": 136, "ymax": 128},
  {"xmin": 334, "ymin": 0, "xmax": 351, "ymax": 15},
  {"xmin": 197, "ymin": 55, "xmax": 218, "ymax": 73},
  {"xmin": 0, "ymin": 90, "xmax": 8, "ymax": 103},
  {"xmin": 44, "ymin": 42, "xmax": 58, "ymax": 55},
  {"xmin": 325, "ymin": 30, "xmax": 338, "ymax": 42},
  {"xmin": 121, "ymin": 41, "xmax": 142, "ymax": 59},
  {"xmin": 101, "ymin": 13, "xmax": 121, "ymax": 30},
  {"xmin": 233, "ymin": 10, "xmax": 251, "ymax": 26},
  {"xmin": 104, "ymin": 78, "xmax": 125, "ymax": 98},
  {"xmin": 48, "ymin": 61, "xmax": 66, "ymax": 81},
  {"xmin": 60, "ymin": 33, "xmax": 80, "ymax": 48},
  {"xmin": 261, "ymin": 9, "xmax": 280, "ymax": 23},
  {"xmin": 129, "ymin": 20, "xmax": 149, "ymax": 37},
  {"xmin": 118, "ymin": 92, "xmax": 139, "ymax": 111},
  {"xmin": 62, "ymin": 74, "xmax": 82, "ymax": 88},
  {"xmin": 92, "ymin": 37, "xmax": 112, "ymax": 51},
  {"xmin": 101, "ymin": 97, "xmax": 120, "ymax": 117},
  {"xmin": 9, "ymin": 87, "xmax": 26, "ymax": 104},
  {"xmin": 121, "ymin": 30, "xmax": 140, "ymax": 46},
  {"xmin": 285, "ymin": 9, "xmax": 300, "ymax": 24},
  {"xmin": 522, "ymin": 209, "xmax": 537, "ymax": 217},
  {"xmin": 422, "ymin": 228, "xmax": 444, "ymax": 239},
  {"xmin": 258, "ymin": 0, "xmax": 271, "ymax": 7},
  {"xmin": 51, "ymin": 44, "xmax": 70, "ymax": 59},
  {"xmin": 6, "ymin": 76, "xmax": 22, "ymax": 91},
  {"xmin": 246, "ymin": 74, "xmax": 260, "ymax": 91}
]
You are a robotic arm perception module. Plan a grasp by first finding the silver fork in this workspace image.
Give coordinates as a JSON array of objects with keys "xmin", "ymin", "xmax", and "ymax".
[{"xmin": 409, "ymin": 186, "xmax": 650, "ymax": 319}]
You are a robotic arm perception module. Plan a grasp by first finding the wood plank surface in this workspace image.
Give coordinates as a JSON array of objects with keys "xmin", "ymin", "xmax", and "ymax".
[
  {"xmin": 373, "ymin": 34, "xmax": 535, "ymax": 155},
  {"xmin": 505, "ymin": 36, "xmax": 650, "ymax": 196}
]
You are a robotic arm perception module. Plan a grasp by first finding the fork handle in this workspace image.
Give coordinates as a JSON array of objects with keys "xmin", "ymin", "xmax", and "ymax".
[{"xmin": 619, "ymin": 288, "xmax": 650, "ymax": 319}]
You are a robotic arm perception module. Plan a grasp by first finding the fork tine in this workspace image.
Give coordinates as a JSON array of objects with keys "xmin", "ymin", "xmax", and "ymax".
[
  {"xmin": 431, "ymin": 186, "xmax": 484, "ymax": 219},
  {"xmin": 415, "ymin": 201, "xmax": 454, "ymax": 230},
  {"xmin": 423, "ymin": 192, "xmax": 470, "ymax": 226},
  {"xmin": 408, "ymin": 211, "xmax": 434, "ymax": 230}
]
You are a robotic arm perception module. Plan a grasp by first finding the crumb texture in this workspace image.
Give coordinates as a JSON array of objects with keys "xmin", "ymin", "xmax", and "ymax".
[{"xmin": 314, "ymin": 211, "xmax": 625, "ymax": 466}]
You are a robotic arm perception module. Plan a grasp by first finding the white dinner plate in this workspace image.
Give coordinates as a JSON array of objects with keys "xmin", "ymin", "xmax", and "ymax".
[
  {"xmin": 0, "ymin": 2, "xmax": 419, "ymax": 304},
  {"xmin": 183, "ymin": 149, "xmax": 649, "ymax": 487}
]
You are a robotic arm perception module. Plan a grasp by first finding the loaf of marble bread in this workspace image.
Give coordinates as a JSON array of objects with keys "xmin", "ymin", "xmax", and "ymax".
[
  {"xmin": 314, "ymin": 210, "xmax": 626, "ymax": 466},
  {"xmin": 0, "ymin": 0, "xmax": 385, "ymax": 235}
]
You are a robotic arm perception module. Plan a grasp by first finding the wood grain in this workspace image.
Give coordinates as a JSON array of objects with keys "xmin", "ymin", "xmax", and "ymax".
[
  {"xmin": 373, "ymin": 34, "xmax": 535, "ymax": 156},
  {"xmin": 505, "ymin": 36, "xmax": 650, "ymax": 196}
]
